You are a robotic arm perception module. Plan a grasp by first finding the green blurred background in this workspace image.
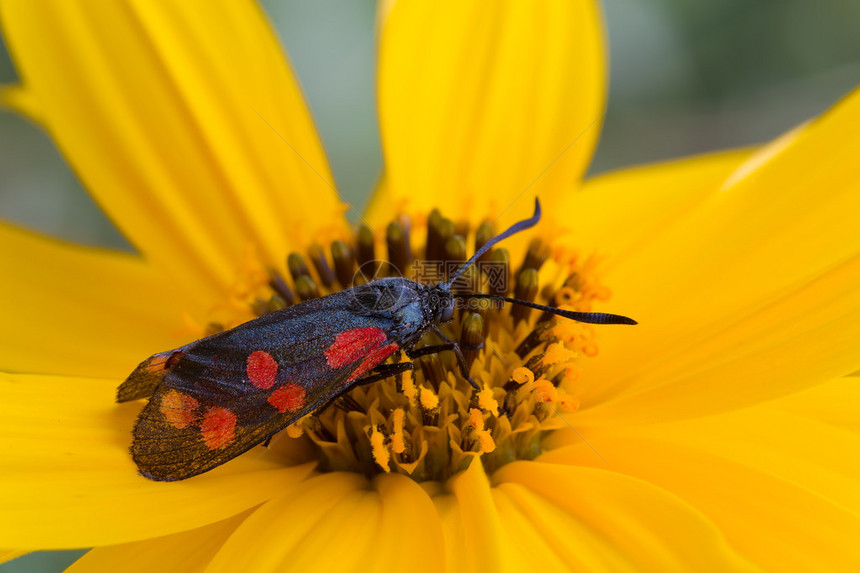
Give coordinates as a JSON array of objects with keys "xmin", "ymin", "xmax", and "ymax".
[{"xmin": 0, "ymin": 0, "xmax": 857, "ymax": 571}]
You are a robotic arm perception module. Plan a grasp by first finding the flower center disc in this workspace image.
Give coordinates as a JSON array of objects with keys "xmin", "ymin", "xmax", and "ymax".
[{"xmin": 197, "ymin": 209, "xmax": 612, "ymax": 482}]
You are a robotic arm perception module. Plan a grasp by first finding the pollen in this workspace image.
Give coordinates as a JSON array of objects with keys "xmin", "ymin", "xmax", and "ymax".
[
  {"xmin": 467, "ymin": 408, "xmax": 496, "ymax": 453},
  {"xmin": 543, "ymin": 342, "xmax": 574, "ymax": 366},
  {"xmin": 512, "ymin": 367, "xmax": 535, "ymax": 386},
  {"xmin": 532, "ymin": 378, "xmax": 558, "ymax": 403},
  {"xmin": 419, "ymin": 387, "xmax": 440, "ymax": 411},
  {"xmin": 224, "ymin": 205, "xmax": 616, "ymax": 482},
  {"xmin": 477, "ymin": 384, "xmax": 499, "ymax": 413},
  {"xmin": 391, "ymin": 409, "xmax": 407, "ymax": 454},
  {"xmin": 368, "ymin": 426, "xmax": 391, "ymax": 473},
  {"xmin": 401, "ymin": 371, "xmax": 417, "ymax": 402}
]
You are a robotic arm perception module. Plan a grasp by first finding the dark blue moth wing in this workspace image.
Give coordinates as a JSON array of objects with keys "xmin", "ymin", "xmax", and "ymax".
[{"xmin": 119, "ymin": 283, "xmax": 422, "ymax": 481}]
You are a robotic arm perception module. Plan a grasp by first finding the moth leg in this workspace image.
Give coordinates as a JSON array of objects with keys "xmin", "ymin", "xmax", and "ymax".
[
  {"xmin": 350, "ymin": 361, "xmax": 415, "ymax": 388},
  {"xmin": 319, "ymin": 362, "xmax": 416, "ymax": 415},
  {"xmin": 431, "ymin": 327, "xmax": 485, "ymax": 352},
  {"xmin": 406, "ymin": 343, "xmax": 480, "ymax": 390}
]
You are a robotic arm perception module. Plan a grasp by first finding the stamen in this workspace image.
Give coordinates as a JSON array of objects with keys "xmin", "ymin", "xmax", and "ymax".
[
  {"xmin": 294, "ymin": 275, "xmax": 319, "ymax": 301},
  {"xmin": 418, "ymin": 354, "xmax": 446, "ymax": 391},
  {"xmin": 532, "ymin": 378, "xmax": 557, "ymax": 403},
  {"xmin": 520, "ymin": 237, "xmax": 550, "ymax": 272},
  {"xmin": 557, "ymin": 391, "xmax": 580, "ymax": 413},
  {"xmin": 476, "ymin": 384, "xmax": 499, "ymax": 413},
  {"xmin": 511, "ymin": 269, "xmax": 539, "ymax": 325},
  {"xmin": 425, "ymin": 209, "xmax": 443, "ymax": 260},
  {"xmin": 433, "ymin": 218, "xmax": 455, "ymax": 265},
  {"xmin": 386, "ymin": 220, "xmax": 411, "ymax": 277},
  {"xmin": 512, "ymin": 367, "xmax": 535, "ymax": 386},
  {"xmin": 445, "ymin": 236, "xmax": 469, "ymax": 288},
  {"xmin": 368, "ymin": 425, "xmax": 391, "ymax": 473},
  {"xmin": 515, "ymin": 321, "xmax": 553, "ymax": 358},
  {"xmin": 419, "ymin": 386, "xmax": 439, "ymax": 411},
  {"xmin": 287, "ymin": 253, "xmax": 311, "ymax": 281},
  {"xmin": 543, "ymin": 342, "xmax": 575, "ymax": 366},
  {"xmin": 286, "ymin": 422, "xmax": 304, "ymax": 438},
  {"xmin": 266, "ymin": 295, "xmax": 287, "ymax": 314},
  {"xmin": 205, "ymin": 322, "xmax": 224, "ymax": 336},
  {"xmin": 356, "ymin": 225, "xmax": 377, "ymax": 278},
  {"xmin": 331, "ymin": 240, "xmax": 355, "ymax": 287},
  {"xmin": 308, "ymin": 244, "xmax": 335, "ymax": 288},
  {"xmin": 460, "ymin": 313, "xmax": 484, "ymax": 370},
  {"xmin": 444, "ymin": 235, "xmax": 467, "ymax": 272},
  {"xmin": 251, "ymin": 298, "xmax": 268, "ymax": 317},
  {"xmin": 335, "ymin": 394, "xmax": 364, "ymax": 413},
  {"xmin": 268, "ymin": 270, "xmax": 296, "ymax": 305},
  {"xmin": 401, "ymin": 370, "xmax": 417, "ymax": 402},
  {"xmin": 391, "ymin": 408, "xmax": 407, "ymax": 454},
  {"xmin": 487, "ymin": 248, "xmax": 511, "ymax": 297},
  {"xmin": 474, "ymin": 221, "xmax": 494, "ymax": 262},
  {"xmin": 467, "ymin": 408, "xmax": 496, "ymax": 453},
  {"xmin": 555, "ymin": 286, "xmax": 578, "ymax": 306}
]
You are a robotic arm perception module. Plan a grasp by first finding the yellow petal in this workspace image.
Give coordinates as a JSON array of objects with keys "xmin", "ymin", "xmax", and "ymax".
[
  {"xmin": 0, "ymin": 550, "xmax": 28, "ymax": 565},
  {"xmin": 441, "ymin": 460, "xmax": 509, "ymax": 573},
  {"xmin": 767, "ymin": 375, "xmax": 860, "ymax": 434},
  {"xmin": 542, "ymin": 405, "xmax": 860, "ymax": 570},
  {"xmin": 207, "ymin": 472, "xmax": 368, "ymax": 571},
  {"xmin": 372, "ymin": 0, "xmax": 605, "ymax": 224},
  {"xmin": 0, "ymin": 0, "xmax": 347, "ymax": 300},
  {"xmin": 580, "ymin": 252, "xmax": 860, "ymax": 425},
  {"xmin": 574, "ymin": 90, "xmax": 860, "ymax": 420},
  {"xmin": 0, "ymin": 373, "xmax": 315, "ymax": 548},
  {"xmin": 66, "ymin": 510, "xmax": 251, "ymax": 573},
  {"xmin": 364, "ymin": 473, "xmax": 445, "ymax": 573},
  {"xmin": 489, "ymin": 489, "xmax": 583, "ymax": 573},
  {"xmin": 0, "ymin": 83, "xmax": 39, "ymax": 121},
  {"xmin": 0, "ymin": 222, "xmax": 189, "ymax": 377},
  {"xmin": 495, "ymin": 463, "xmax": 758, "ymax": 571},
  {"xmin": 209, "ymin": 472, "xmax": 443, "ymax": 572},
  {"xmin": 556, "ymin": 148, "xmax": 753, "ymax": 266}
]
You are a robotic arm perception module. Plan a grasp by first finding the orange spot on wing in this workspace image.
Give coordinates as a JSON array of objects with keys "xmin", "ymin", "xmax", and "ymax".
[
  {"xmin": 145, "ymin": 353, "xmax": 169, "ymax": 373},
  {"xmin": 326, "ymin": 327, "xmax": 387, "ymax": 368},
  {"xmin": 201, "ymin": 407, "xmax": 237, "ymax": 449},
  {"xmin": 160, "ymin": 390, "xmax": 199, "ymax": 429},
  {"xmin": 247, "ymin": 350, "xmax": 278, "ymax": 389},
  {"xmin": 147, "ymin": 351, "xmax": 183, "ymax": 373},
  {"xmin": 348, "ymin": 343, "xmax": 399, "ymax": 382},
  {"xmin": 268, "ymin": 383, "xmax": 306, "ymax": 412}
]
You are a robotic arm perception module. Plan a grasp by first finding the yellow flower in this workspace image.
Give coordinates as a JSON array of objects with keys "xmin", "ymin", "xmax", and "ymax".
[{"xmin": 2, "ymin": 1, "xmax": 860, "ymax": 572}]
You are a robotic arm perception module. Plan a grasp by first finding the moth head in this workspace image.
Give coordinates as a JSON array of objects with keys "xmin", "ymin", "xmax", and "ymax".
[{"xmin": 426, "ymin": 284, "xmax": 455, "ymax": 324}]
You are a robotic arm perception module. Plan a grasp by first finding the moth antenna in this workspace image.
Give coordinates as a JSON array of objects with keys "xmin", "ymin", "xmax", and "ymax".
[
  {"xmin": 443, "ymin": 198, "xmax": 542, "ymax": 289},
  {"xmin": 453, "ymin": 293, "xmax": 637, "ymax": 325}
]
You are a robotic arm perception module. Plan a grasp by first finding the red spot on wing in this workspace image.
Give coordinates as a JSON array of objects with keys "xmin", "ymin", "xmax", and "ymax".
[
  {"xmin": 348, "ymin": 343, "xmax": 399, "ymax": 382},
  {"xmin": 247, "ymin": 350, "xmax": 278, "ymax": 389},
  {"xmin": 268, "ymin": 383, "xmax": 306, "ymax": 412},
  {"xmin": 326, "ymin": 327, "xmax": 387, "ymax": 368},
  {"xmin": 201, "ymin": 407, "xmax": 237, "ymax": 449},
  {"xmin": 160, "ymin": 390, "xmax": 199, "ymax": 429}
]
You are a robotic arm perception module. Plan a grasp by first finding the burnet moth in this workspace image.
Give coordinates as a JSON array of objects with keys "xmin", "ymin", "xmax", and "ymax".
[{"xmin": 117, "ymin": 199, "xmax": 636, "ymax": 481}]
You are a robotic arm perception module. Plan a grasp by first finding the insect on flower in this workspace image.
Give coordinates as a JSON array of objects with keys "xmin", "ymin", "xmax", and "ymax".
[{"xmin": 117, "ymin": 199, "xmax": 636, "ymax": 481}]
